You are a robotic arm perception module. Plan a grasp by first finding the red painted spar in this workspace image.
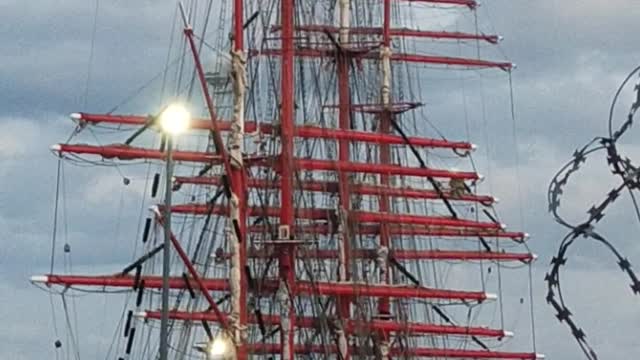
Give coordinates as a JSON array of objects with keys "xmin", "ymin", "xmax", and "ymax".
[
  {"xmin": 70, "ymin": 113, "xmax": 476, "ymax": 151},
  {"xmin": 165, "ymin": 203, "xmax": 503, "ymax": 229},
  {"xmin": 140, "ymin": 310, "xmax": 513, "ymax": 338},
  {"xmin": 272, "ymin": 24, "xmax": 499, "ymax": 43},
  {"xmin": 31, "ymin": 274, "xmax": 497, "ymax": 301},
  {"xmin": 173, "ymin": 176, "xmax": 494, "ymax": 203},
  {"xmin": 52, "ymin": 144, "xmax": 481, "ymax": 179},
  {"xmin": 248, "ymin": 48, "xmax": 512, "ymax": 70},
  {"xmin": 213, "ymin": 248, "xmax": 535, "ymax": 262},
  {"xmin": 244, "ymin": 344, "xmax": 541, "ymax": 359},
  {"xmin": 296, "ymin": 158, "xmax": 481, "ymax": 180},
  {"xmin": 247, "ymin": 223, "xmax": 527, "ymax": 240},
  {"xmin": 52, "ymin": 143, "xmax": 224, "ymax": 163}
]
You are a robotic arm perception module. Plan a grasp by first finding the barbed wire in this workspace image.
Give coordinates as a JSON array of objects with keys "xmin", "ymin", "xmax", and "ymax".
[{"xmin": 546, "ymin": 65, "xmax": 640, "ymax": 360}]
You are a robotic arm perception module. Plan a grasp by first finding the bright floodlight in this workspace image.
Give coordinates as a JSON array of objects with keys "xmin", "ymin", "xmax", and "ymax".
[
  {"xmin": 208, "ymin": 334, "xmax": 232, "ymax": 359},
  {"xmin": 159, "ymin": 103, "xmax": 191, "ymax": 135}
]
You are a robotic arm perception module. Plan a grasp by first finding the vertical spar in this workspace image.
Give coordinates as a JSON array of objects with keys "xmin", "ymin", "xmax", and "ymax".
[
  {"xmin": 378, "ymin": 0, "xmax": 392, "ymax": 358},
  {"xmin": 278, "ymin": 0, "xmax": 296, "ymax": 359},
  {"xmin": 337, "ymin": 0, "xmax": 352, "ymax": 359},
  {"xmin": 230, "ymin": 0, "xmax": 247, "ymax": 358},
  {"xmin": 177, "ymin": 1, "xmax": 241, "ymax": 355}
]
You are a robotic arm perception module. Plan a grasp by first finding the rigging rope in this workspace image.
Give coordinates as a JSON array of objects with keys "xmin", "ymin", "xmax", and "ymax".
[
  {"xmin": 507, "ymin": 69, "xmax": 538, "ymax": 353},
  {"xmin": 547, "ymin": 65, "xmax": 640, "ymax": 360},
  {"xmin": 50, "ymin": 158, "xmax": 62, "ymax": 274},
  {"xmin": 82, "ymin": 0, "xmax": 100, "ymax": 110},
  {"xmin": 61, "ymin": 293, "xmax": 81, "ymax": 360}
]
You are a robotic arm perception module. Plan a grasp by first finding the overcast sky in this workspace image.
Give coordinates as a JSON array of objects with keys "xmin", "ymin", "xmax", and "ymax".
[{"xmin": 1, "ymin": 1, "xmax": 640, "ymax": 359}]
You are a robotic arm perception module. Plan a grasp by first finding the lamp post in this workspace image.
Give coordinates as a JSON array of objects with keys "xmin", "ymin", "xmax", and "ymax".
[{"xmin": 158, "ymin": 103, "xmax": 191, "ymax": 360}]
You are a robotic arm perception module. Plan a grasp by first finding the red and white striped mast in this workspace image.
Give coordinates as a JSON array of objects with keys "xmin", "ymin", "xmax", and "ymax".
[{"xmin": 230, "ymin": 0, "xmax": 248, "ymax": 358}]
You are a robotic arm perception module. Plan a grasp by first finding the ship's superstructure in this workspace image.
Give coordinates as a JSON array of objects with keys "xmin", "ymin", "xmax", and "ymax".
[{"xmin": 32, "ymin": 1, "xmax": 542, "ymax": 359}]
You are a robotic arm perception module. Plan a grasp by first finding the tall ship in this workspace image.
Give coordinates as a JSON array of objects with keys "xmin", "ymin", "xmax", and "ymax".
[{"xmin": 31, "ymin": 0, "xmax": 543, "ymax": 359}]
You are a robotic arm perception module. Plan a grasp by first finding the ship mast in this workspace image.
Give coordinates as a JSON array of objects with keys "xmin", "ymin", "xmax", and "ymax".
[
  {"xmin": 32, "ymin": 1, "xmax": 545, "ymax": 359},
  {"xmin": 337, "ymin": 0, "xmax": 352, "ymax": 358},
  {"xmin": 377, "ymin": 2, "xmax": 392, "ymax": 358},
  {"xmin": 278, "ymin": 0, "xmax": 296, "ymax": 359},
  {"xmin": 230, "ymin": 0, "xmax": 248, "ymax": 358}
]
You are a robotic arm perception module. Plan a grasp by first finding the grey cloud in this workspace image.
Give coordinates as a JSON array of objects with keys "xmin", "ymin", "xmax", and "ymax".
[
  {"xmin": 1, "ymin": 1, "xmax": 178, "ymax": 115},
  {"xmin": 3, "ymin": 0, "xmax": 640, "ymax": 359}
]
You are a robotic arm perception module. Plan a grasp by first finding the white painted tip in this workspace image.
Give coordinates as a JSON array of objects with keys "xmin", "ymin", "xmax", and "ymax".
[
  {"xmin": 477, "ymin": 173, "xmax": 485, "ymax": 182},
  {"xmin": 485, "ymin": 292, "xmax": 498, "ymax": 301},
  {"xmin": 503, "ymin": 330, "xmax": 514, "ymax": 338},
  {"xmin": 511, "ymin": 63, "xmax": 518, "ymax": 70},
  {"xmin": 500, "ymin": 223, "xmax": 507, "ymax": 230},
  {"xmin": 497, "ymin": 35, "xmax": 504, "ymax": 42},
  {"xmin": 524, "ymin": 232, "xmax": 531, "ymax": 239},
  {"xmin": 69, "ymin": 112, "xmax": 82, "ymax": 120},
  {"xmin": 493, "ymin": 197, "xmax": 500, "ymax": 204},
  {"xmin": 470, "ymin": 143, "xmax": 478, "ymax": 151},
  {"xmin": 30, "ymin": 275, "xmax": 48, "ymax": 283},
  {"xmin": 536, "ymin": 354, "xmax": 546, "ymax": 359},
  {"xmin": 532, "ymin": 253, "xmax": 539, "ymax": 261},
  {"xmin": 50, "ymin": 144, "xmax": 62, "ymax": 152},
  {"xmin": 133, "ymin": 311, "xmax": 148, "ymax": 319},
  {"xmin": 149, "ymin": 205, "xmax": 161, "ymax": 216}
]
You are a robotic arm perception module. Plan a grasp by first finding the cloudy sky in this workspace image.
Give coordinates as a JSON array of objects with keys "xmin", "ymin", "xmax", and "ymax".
[{"xmin": 1, "ymin": 0, "xmax": 640, "ymax": 359}]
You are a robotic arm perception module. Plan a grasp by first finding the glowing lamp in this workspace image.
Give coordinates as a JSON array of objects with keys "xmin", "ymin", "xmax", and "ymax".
[
  {"xmin": 208, "ymin": 334, "xmax": 233, "ymax": 359},
  {"xmin": 159, "ymin": 104, "xmax": 191, "ymax": 135}
]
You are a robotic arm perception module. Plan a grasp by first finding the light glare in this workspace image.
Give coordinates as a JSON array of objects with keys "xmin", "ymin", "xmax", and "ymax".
[
  {"xmin": 159, "ymin": 104, "xmax": 191, "ymax": 135},
  {"xmin": 208, "ymin": 335, "xmax": 231, "ymax": 359}
]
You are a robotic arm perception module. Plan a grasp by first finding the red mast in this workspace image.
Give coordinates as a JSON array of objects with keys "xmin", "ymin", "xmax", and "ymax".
[
  {"xmin": 279, "ymin": 0, "xmax": 296, "ymax": 359},
  {"xmin": 377, "ymin": 0, "xmax": 393, "ymax": 325},
  {"xmin": 336, "ymin": 0, "xmax": 352, "ymax": 358}
]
